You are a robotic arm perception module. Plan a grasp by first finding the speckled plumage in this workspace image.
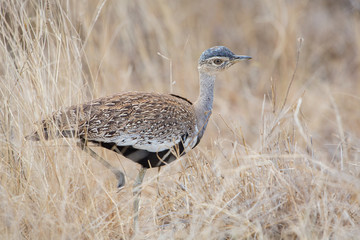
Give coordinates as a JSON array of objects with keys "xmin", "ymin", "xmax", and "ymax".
[
  {"xmin": 58, "ymin": 92, "xmax": 195, "ymax": 145},
  {"xmin": 30, "ymin": 92, "xmax": 200, "ymax": 167}
]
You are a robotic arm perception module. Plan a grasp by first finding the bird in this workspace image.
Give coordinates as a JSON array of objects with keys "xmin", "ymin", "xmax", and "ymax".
[{"xmin": 26, "ymin": 46, "xmax": 251, "ymax": 230}]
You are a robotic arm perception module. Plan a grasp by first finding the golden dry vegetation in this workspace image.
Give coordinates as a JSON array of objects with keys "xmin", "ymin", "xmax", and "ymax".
[{"xmin": 1, "ymin": 0, "xmax": 360, "ymax": 239}]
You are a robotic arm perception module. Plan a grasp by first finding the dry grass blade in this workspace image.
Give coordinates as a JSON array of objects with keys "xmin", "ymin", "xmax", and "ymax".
[
  {"xmin": 1, "ymin": 1, "xmax": 359, "ymax": 239},
  {"xmin": 279, "ymin": 37, "xmax": 304, "ymax": 112}
]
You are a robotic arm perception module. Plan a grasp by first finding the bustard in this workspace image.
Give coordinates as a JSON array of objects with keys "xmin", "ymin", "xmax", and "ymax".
[{"xmin": 26, "ymin": 46, "xmax": 251, "ymax": 229}]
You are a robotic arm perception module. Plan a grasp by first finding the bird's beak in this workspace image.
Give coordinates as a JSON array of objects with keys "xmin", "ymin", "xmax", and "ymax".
[{"xmin": 233, "ymin": 55, "xmax": 252, "ymax": 61}]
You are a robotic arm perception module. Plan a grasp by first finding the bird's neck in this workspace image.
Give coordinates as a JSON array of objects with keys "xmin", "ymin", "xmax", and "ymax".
[{"xmin": 194, "ymin": 72, "xmax": 216, "ymax": 138}]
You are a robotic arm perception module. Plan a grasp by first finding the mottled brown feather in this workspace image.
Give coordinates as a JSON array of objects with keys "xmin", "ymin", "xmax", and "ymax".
[{"xmin": 29, "ymin": 92, "xmax": 197, "ymax": 151}]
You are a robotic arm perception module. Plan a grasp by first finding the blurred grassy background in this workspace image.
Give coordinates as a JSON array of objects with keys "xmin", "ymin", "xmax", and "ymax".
[{"xmin": 1, "ymin": 0, "xmax": 360, "ymax": 239}]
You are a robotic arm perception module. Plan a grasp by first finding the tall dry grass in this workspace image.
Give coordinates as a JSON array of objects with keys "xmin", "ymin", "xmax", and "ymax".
[{"xmin": 1, "ymin": 0, "xmax": 359, "ymax": 239}]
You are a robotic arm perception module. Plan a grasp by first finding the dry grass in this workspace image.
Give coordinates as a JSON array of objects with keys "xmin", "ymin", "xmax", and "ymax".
[{"xmin": 1, "ymin": 0, "xmax": 360, "ymax": 239}]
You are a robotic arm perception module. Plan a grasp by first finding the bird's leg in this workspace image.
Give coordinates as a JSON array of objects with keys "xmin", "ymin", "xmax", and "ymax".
[
  {"xmin": 132, "ymin": 167, "xmax": 147, "ymax": 232},
  {"xmin": 77, "ymin": 140, "xmax": 125, "ymax": 188}
]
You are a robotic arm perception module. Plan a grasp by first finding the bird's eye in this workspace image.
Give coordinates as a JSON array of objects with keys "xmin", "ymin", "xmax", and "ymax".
[{"xmin": 213, "ymin": 59, "xmax": 223, "ymax": 65}]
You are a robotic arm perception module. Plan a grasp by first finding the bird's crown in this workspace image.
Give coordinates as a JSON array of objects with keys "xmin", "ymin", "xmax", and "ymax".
[{"xmin": 199, "ymin": 46, "xmax": 237, "ymax": 64}]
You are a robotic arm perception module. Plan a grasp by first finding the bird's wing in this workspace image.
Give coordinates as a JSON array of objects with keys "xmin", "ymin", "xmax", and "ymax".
[{"xmin": 53, "ymin": 92, "xmax": 197, "ymax": 152}]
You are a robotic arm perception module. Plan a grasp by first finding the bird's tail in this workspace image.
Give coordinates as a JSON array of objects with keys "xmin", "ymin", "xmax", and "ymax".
[
  {"xmin": 25, "ymin": 109, "xmax": 79, "ymax": 141},
  {"xmin": 25, "ymin": 119, "xmax": 60, "ymax": 141},
  {"xmin": 25, "ymin": 130, "xmax": 43, "ymax": 141}
]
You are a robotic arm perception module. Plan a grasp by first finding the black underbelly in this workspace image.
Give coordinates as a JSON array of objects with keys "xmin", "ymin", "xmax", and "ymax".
[{"xmin": 88, "ymin": 140, "xmax": 186, "ymax": 168}]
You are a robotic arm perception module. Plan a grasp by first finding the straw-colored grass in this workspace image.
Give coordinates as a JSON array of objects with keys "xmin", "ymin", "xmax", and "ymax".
[{"xmin": 1, "ymin": 0, "xmax": 359, "ymax": 239}]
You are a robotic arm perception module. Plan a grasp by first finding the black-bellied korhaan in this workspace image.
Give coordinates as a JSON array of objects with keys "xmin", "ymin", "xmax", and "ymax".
[{"xmin": 26, "ymin": 46, "xmax": 251, "ymax": 230}]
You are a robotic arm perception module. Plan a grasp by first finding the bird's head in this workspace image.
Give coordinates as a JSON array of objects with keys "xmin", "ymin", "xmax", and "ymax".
[{"xmin": 198, "ymin": 46, "xmax": 251, "ymax": 75}]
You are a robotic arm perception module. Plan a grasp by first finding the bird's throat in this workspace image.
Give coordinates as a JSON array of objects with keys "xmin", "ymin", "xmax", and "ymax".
[{"xmin": 194, "ymin": 72, "xmax": 216, "ymax": 138}]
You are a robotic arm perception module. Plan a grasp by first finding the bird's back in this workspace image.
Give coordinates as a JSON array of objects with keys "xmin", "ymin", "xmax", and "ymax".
[{"xmin": 27, "ymin": 92, "xmax": 200, "ymax": 167}]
